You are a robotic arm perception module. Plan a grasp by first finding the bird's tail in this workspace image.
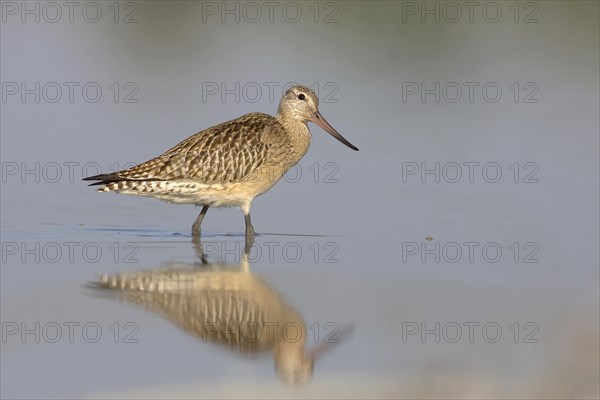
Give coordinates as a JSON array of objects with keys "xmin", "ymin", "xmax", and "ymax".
[
  {"xmin": 83, "ymin": 173, "xmax": 159, "ymax": 193},
  {"xmin": 82, "ymin": 172, "xmax": 127, "ymax": 187}
]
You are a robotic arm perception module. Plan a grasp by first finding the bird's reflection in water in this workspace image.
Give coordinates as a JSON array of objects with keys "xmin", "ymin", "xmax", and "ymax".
[{"xmin": 91, "ymin": 236, "xmax": 349, "ymax": 385}]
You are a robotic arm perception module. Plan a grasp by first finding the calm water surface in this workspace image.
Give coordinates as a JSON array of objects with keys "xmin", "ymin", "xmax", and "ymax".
[{"xmin": 1, "ymin": 1, "xmax": 598, "ymax": 398}]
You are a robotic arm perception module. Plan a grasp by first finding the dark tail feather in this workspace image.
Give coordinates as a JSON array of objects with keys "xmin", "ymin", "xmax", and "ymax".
[
  {"xmin": 83, "ymin": 173, "xmax": 133, "ymax": 187},
  {"xmin": 83, "ymin": 173, "xmax": 155, "ymax": 187},
  {"xmin": 83, "ymin": 172, "xmax": 122, "ymax": 182}
]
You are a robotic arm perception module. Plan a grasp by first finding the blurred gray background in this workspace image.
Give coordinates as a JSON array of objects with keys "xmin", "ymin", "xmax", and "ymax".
[{"xmin": 1, "ymin": 1, "xmax": 598, "ymax": 398}]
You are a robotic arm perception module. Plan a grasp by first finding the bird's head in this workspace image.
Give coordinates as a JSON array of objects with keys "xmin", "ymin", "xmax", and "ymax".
[{"xmin": 278, "ymin": 85, "xmax": 358, "ymax": 151}]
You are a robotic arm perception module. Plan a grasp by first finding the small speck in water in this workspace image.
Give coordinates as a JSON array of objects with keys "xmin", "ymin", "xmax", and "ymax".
[{"xmin": 426, "ymin": 236, "xmax": 433, "ymax": 241}]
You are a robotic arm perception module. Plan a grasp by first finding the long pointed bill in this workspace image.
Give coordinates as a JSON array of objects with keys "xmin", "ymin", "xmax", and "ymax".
[{"xmin": 309, "ymin": 111, "xmax": 359, "ymax": 151}]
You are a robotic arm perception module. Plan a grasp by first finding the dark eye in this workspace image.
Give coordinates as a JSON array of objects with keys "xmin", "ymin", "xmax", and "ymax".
[{"xmin": 298, "ymin": 93, "xmax": 306, "ymax": 100}]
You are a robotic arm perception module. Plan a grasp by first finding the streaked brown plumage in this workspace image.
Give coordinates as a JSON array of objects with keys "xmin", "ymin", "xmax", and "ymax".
[{"xmin": 84, "ymin": 85, "xmax": 358, "ymax": 236}]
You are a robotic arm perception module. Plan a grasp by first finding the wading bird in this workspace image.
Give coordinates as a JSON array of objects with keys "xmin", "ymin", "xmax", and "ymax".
[{"xmin": 84, "ymin": 85, "xmax": 358, "ymax": 236}]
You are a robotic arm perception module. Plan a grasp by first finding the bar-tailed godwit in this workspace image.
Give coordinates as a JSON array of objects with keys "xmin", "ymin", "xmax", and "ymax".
[{"xmin": 84, "ymin": 85, "xmax": 358, "ymax": 236}]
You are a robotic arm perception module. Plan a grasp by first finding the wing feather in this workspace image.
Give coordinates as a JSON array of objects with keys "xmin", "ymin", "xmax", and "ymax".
[{"xmin": 85, "ymin": 113, "xmax": 287, "ymax": 185}]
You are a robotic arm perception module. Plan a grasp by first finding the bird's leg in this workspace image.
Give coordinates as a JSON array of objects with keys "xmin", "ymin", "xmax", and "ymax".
[
  {"xmin": 241, "ymin": 204, "xmax": 255, "ymax": 238},
  {"xmin": 244, "ymin": 213, "xmax": 255, "ymax": 237},
  {"xmin": 191, "ymin": 205, "xmax": 210, "ymax": 236}
]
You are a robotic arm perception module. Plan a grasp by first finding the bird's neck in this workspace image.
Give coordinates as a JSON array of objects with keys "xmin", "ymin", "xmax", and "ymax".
[{"xmin": 276, "ymin": 112, "xmax": 312, "ymax": 160}]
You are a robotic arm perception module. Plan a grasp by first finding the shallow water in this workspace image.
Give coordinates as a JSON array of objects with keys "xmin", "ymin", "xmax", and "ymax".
[{"xmin": 1, "ymin": 1, "xmax": 599, "ymax": 398}]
